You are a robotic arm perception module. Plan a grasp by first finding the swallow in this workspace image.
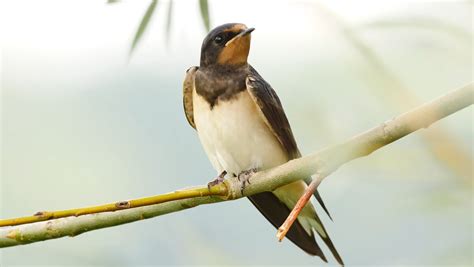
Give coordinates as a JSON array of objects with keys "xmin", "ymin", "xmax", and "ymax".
[{"xmin": 183, "ymin": 23, "xmax": 343, "ymax": 265}]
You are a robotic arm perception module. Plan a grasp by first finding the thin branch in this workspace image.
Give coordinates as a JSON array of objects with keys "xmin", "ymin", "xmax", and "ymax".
[
  {"xmin": 0, "ymin": 84, "xmax": 472, "ymax": 249},
  {"xmin": 0, "ymin": 185, "xmax": 227, "ymax": 227},
  {"xmin": 277, "ymin": 174, "xmax": 323, "ymax": 241}
]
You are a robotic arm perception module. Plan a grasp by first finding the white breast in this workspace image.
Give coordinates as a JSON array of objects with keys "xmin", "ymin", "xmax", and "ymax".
[
  {"xmin": 193, "ymin": 89, "xmax": 288, "ymax": 176},
  {"xmin": 193, "ymin": 88, "xmax": 319, "ymax": 235}
]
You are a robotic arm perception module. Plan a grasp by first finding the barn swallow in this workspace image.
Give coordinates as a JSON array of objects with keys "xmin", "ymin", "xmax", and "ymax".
[{"xmin": 183, "ymin": 23, "xmax": 343, "ymax": 265}]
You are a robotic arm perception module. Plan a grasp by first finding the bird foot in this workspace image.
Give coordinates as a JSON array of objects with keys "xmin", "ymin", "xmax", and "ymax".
[
  {"xmin": 237, "ymin": 168, "xmax": 258, "ymax": 194},
  {"xmin": 207, "ymin": 171, "xmax": 227, "ymax": 189}
]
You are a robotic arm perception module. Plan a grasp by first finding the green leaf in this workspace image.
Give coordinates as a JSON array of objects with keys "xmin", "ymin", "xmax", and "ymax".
[
  {"xmin": 130, "ymin": 0, "xmax": 158, "ymax": 56},
  {"xmin": 199, "ymin": 0, "xmax": 210, "ymax": 32},
  {"xmin": 165, "ymin": 0, "xmax": 173, "ymax": 44}
]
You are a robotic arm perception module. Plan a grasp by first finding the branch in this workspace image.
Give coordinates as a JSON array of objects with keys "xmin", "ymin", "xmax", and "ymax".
[
  {"xmin": 278, "ymin": 82, "xmax": 474, "ymax": 240},
  {"xmin": 0, "ymin": 186, "xmax": 227, "ymax": 227},
  {"xmin": 1, "ymin": 84, "xmax": 472, "ymax": 248}
]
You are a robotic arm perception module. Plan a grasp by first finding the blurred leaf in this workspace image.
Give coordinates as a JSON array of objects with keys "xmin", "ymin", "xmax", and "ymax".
[
  {"xmin": 362, "ymin": 17, "xmax": 472, "ymax": 44},
  {"xmin": 107, "ymin": 0, "xmax": 121, "ymax": 4},
  {"xmin": 199, "ymin": 0, "xmax": 210, "ymax": 32},
  {"xmin": 313, "ymin": 3, "xmax": 473, "ymax": 185},
  {"xmin": 130, "ymin": 0, "xmax": 158, "ymax": 56},
  {"xmin": 165, "ymin": 0, "xmax": 173, "ymax": 44}
]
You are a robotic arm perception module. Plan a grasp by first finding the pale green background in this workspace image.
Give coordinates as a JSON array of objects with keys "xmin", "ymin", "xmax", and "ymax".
[{"xmin": 0, "ymin": 0, "xmax": 472, "ymax": 266}]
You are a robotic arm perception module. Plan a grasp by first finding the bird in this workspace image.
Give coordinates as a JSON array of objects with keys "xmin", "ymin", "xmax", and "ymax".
[{"xmin": 182, "ymin": 23, "xmax": 343, "ymax": 265}]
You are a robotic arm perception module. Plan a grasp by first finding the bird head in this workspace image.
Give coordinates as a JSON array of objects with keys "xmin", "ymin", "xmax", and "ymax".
[{"xmin": 200, "ymin": 23, "xmax": 255, "ymax": 67}]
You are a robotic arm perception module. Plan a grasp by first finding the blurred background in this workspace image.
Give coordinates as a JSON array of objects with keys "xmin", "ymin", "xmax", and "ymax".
[{"xmin": 0, "ymin": 0, "xmax": 472, "ymax": 265}]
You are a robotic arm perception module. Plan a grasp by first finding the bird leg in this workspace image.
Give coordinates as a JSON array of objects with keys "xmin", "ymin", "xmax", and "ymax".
[
  {"xmin": 237, "ymin": 168, "xmax": 258, "ymax": 194},
  {"xmin": 207, "ymin": 171, "xmax": 227, "ymax": 189}
]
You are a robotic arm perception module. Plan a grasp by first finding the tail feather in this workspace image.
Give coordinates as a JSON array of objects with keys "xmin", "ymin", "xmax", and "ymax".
[
  {"xmin": 248, "ymin": 192, "xmax": 327, "ymax": 261},
  {"xmin": 304, "ymin": 177, "xmax": 333, "ymax": 220},
  {"xmin": 310, "ymin": 211, "xmax": 344, "ymax": 266}
]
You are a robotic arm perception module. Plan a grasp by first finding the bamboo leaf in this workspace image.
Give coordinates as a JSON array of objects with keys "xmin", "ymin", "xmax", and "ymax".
[
  {"xmin": 165, "ymin": 0, "xmax": 173, "ymax": 44},
  {"xmin": 199, "ymin": 0, "xmax": 210, "ymax": 32},
  {"xmin": 130, "ymin": 0, "xmax": 158, "ymax": 56},
  {"xmin": 362, "ymin": 17, "xmax": 472, "ymax": 44}
]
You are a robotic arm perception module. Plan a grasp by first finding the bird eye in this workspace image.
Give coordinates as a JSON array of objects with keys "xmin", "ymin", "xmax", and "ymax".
[{"xmin": 214, "ymin": 35, "xmax": 223, "ymax": 44}]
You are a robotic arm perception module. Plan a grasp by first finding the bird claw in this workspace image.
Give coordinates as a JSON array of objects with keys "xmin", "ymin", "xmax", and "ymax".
[
  {"xmin": 207, "ymin": 171, "xmax": 227, "ymax": 190},
  {"xmin": 238, "ymin": 168, "xmax": 257, "ymax": 194}
]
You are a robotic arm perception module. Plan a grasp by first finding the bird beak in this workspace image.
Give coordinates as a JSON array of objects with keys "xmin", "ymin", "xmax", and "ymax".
[{"xmin": 225, "ymin": 27, "xmax": 255, "ymax": 47}]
